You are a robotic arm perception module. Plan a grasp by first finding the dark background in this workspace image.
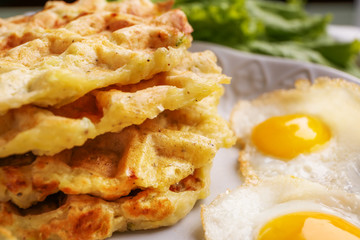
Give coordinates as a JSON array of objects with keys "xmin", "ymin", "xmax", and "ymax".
[
  {"xmin": 0, "ymin": 0, "xmax": 76, "ymax": 6},
  {"xmin": 0, "ymin": 0, "xmax": 354, "ymax": 7}
]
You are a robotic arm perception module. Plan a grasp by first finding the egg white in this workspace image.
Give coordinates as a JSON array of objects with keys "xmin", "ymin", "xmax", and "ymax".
[
  {"xmin": 201, "ymin": 176, "xmax": 360, "ymax": 240},
  {"xmin": 231, "ymin": 78, "xmax": 360, "ymax": 193}
]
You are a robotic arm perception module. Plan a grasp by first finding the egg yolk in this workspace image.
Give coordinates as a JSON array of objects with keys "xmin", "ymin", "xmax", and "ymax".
[
  {"xmin": 257, "ymin": 212, "xmax": 360, "ymax": 240},
  {"xmin": 251, "ymin": 114, "xmax": 331, "ymax": 160}
]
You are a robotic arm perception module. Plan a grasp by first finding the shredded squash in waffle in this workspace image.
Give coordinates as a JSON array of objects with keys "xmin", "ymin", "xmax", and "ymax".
[
  {"xmin": 0, "ymin": 51, "xmax": 229, "ymax": 157},
  {"xmin": 0, "ymin": 88, "xmax": 235, "ymax": 209},
  {"xmin": 0, "ymin": 167, "xmax": 211, "ymax": 240},
  {"xmin": 0, "ymin": 0, "xmax": 192, "ymax": 114},
  {"xmin": 0, "ymin": 0, "xmax": 236, "ymax": 238}
]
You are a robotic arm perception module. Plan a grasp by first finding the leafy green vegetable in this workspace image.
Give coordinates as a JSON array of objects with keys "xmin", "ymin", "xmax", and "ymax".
[
  {"xmin": 174, "ymin": 0, "xmax": 264, "ymax": 46},
  {"xmin": 247, "ymin": 1, "xmax": 331, "ymax": 41},
  {"xmin": 171, "ymin": 0, "xmax": 360, "ymax": 78},
  {"xmin": 312, "ymin": 40, "xmax": 360, "ymax": 68}
]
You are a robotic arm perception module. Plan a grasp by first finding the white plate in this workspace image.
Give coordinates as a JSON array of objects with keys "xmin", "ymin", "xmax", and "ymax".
[{"xmin": 110, "ymin": 42, "xmax": 360, "ymax": 240}]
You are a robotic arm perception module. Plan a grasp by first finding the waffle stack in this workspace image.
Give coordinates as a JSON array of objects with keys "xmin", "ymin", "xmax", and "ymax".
[{"xmin": 0, "ymin": 0, "xmax": 235, "ymax": 239}]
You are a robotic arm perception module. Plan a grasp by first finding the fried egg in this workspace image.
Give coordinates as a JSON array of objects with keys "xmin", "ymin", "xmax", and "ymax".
[
  {"xmin": 202, "ymin": 176, "xmax": 360, "ymax": 240},
  {"xmin": 230, "ymin": 78, "xmax": 360, "ymax": 193}
]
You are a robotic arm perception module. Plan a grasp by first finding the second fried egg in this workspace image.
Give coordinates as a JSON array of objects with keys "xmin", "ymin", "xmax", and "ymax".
[
  {"xmin": 230, "ymin": 77, "xmax": 360, "ymax": 192},
  {"xmin": 202, "ymin": 176, "xmax": 360, "ymax": 240}
]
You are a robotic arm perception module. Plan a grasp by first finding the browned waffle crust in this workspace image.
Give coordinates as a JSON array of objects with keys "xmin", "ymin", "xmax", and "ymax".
[{"xmin": 0, "ymin": 0, "xmax": 235, "ymax": 239}]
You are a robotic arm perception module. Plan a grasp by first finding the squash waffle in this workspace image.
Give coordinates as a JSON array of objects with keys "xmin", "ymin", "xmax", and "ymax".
[
  {"xmin": 0, "ymin": 0, "xmax": 175, "ymax": 39},
  {"xmin": 0, "ymin": 0, "xmax": 236, "ymax": 238},
  {"xmin": 0, "ymin": 51, "xmax": 229, "ymax": 158},
  {"xmin": 0, "ymin": 88, "xmax": 235, "ymax": 209},
  {"xmin": 0, "ymin": 166, "xmax": 211, "ymax": 240},
  {"xmin": 0, "ymin": 0, "xmax": 192, "ymax": 114}
]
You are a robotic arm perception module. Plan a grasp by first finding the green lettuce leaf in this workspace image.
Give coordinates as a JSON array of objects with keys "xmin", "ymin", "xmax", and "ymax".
[{"xmin": 171, "ymin": 0, "xmax": 360, "ymax": 78}]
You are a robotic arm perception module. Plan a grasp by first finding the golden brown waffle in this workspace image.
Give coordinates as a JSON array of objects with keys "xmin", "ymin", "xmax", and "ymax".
[
  {"xmin": 0, "ymin": 51, "xmax": 229, "ymax": 157},
  {"xmin": 0, "ymin": 166, "xmax": 211, "ymax": 240},
  {"xmin": 0, "ymin": 1, "xmax": 236, "ymax": 238},
  {"xmin": 0, "ymin": 0, "xmax": 193, "ymax": 114},
  {"xmin": 0, "ymin": 0, "xmax": 176, "ymax": 39},
  {"xmin": 0, "ymin": 89, "xmax": 235, "ymax": 209}
]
